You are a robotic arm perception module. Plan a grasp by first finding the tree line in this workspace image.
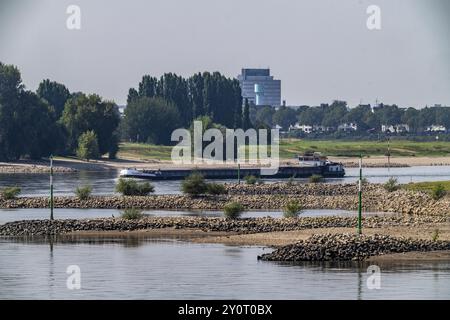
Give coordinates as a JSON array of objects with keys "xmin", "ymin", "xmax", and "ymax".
[
  {"xmin": 0, "ymin": 62, "xmax": 120, "ymax": 161},
  {"xmin": 122, "ymin": 72, "xmax": 245, "ymax": 144},
  {"xmin": 252, "ymin": 101, "xmax": 450, "ymax": 133}
]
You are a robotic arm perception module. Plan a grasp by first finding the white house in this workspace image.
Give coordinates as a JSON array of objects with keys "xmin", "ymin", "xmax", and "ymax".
[
  {"xmin": 289, "ymin": 123, "xmax": 313, "ymax": 133},
  {"xmin": 338, "ymin": 123, "xmax": 358, "ymax": 132},
  {"xmin": 426, "ymin": 125, "xmax": 447, "ymax": 132},
  {"xmin": 381, "ymin": 124, "xmax": 410, "ymax": 133}
]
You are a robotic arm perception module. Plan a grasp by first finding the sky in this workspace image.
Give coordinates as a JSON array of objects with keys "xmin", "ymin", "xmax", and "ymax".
[{"xmin": 0, "ymin": 0, "xmax": 449, "ymax": 108}]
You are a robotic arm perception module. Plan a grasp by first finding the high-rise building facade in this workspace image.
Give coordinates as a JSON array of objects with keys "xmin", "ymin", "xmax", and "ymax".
[{"xmin": 237, "ymin": 68, "xmax": 281, "ymax": 107}]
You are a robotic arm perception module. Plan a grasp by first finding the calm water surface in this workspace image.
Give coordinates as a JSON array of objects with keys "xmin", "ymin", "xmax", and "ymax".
[
  {"xmin": 1, "ymin": 165, "xmax": 450, "ymax": 197},
  {"xmin": 0, "ymin": 208, "xmax": 393, "ymax": 225},
  {"xmin": 0, "ymin": 237, "xmax": 449, "ymax": 300}
]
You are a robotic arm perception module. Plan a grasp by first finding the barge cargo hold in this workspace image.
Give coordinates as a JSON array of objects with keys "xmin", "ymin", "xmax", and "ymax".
[{"xmin": 119, "ymin": 153, "xmax": 345, "ymax": 180}]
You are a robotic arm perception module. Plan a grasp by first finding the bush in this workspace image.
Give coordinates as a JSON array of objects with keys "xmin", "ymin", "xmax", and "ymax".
[
  {"xmin": 244, "ymin": 175, "xmax": 259, "ymax": 185},
  {"xmin": 206, "ymin": 183, "xmax": 227, "ymax": 195},
  {"xmin": 121, "ymin": 208, "xmax": 144, "ymax": 220},
  {"xmin": 76, "ymin": 130, "xmax": 100, "ymax": 161},
  {"xmin": 309, "ymin": 174, "xmax": 324, "ymax": 183},
  {"xmin": 1, "ymin": 186, "xmax": 21, "ymax": 200},
  {"xmin": 223, "ymin": 201, "xmax": 244, "ymax": 219},
  {"xmin": 75, "ymin": 185, "xmax": 92, "ymax": 200},
  {"xmin": 181, "ymin": 172, "xmax": 208, "ymax": 196},
  {"xmin": 115, "ymin": 178, "xmax": 154, "ymax": 196},
  {"xmin": 283, "ymin": 200, "xmax": 303, "ymax": 218},
  {"xmin": 384, "ymin": 177, "xmax": 400, "ymax": 192},
  {"xmin": 431, "ymin": 184, "xmax": 446, "ymax": 200},
  {"xmin": 432, "ymin": 229, "xmax": 440, "ymax": 242}
]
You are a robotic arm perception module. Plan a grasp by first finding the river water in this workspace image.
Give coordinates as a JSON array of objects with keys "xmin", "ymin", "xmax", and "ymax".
[
  {"xmin": 1, "ymin": 165, "xmax": 450, "ymax": 197},
  {"xmin": 0, "ymin": 237, "xmax": 449, "ymax": 299},
  {"xmin": 1, "ymin": 166, "xmax": 449, "ymax": 300},
  {"xmin": 0, "ymin": 208, "xmax": 393, "ymax": 225}
]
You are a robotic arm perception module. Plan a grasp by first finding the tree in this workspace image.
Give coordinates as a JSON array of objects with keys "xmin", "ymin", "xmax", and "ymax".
[
  {"xmin": 0, "ymin": 62, "xmax": 59, "ymax": 160},
  {"xmin": 272, "ymin": 106, "xmax": 296, "ymax": 129},
  {"xmin": 76, "ymin": 130, "xmax": 100, "ymax": 161},
  {"xmin": 60, "ymin": 93, "xmax": 120, "ymax": 156},
  {"xmin": 37, "ymin": 79, "xmax": 71, "ymax": 119},
  {"xmin": 243, "ymin": 98, "xmax": 252, "ymax": 129},
  {"xmin": 122, "ymin": 96, "xmax": 180, "ymax": 145}
]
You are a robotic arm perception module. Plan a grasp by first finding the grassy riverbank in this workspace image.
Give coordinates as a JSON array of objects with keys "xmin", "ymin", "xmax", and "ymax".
[
  {"xmin": 403, "ymin": 181, "xmax": 450, "ymax": 193},
  {"xmin": 117, "ymin": 140, "xmax": 450, "ymax": 161}
]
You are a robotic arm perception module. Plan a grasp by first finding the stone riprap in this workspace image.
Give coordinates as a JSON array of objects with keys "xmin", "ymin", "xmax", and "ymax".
[
  {"xmin": 0, "ymin": 215, "xmax": 447, "ymax": 237},
  {"xmin": 0, "ymin": 183, "xmax": 448, "ymax": 216},
  {"xmin": 258, "ymin": 233, "xmax": 450, "ymax": 261}
]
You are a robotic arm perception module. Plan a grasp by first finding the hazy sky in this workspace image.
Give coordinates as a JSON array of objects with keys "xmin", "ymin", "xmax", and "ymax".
[{"xmin": 0, "ymin": 0, "xmax": 449, "ymax": 107}]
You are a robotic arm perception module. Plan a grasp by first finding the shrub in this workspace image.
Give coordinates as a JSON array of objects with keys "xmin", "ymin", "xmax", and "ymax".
[
  {"xmin": 223, "ymin": 201, "xmax": 244, "ymax": 219},
  {"xmin": 283, "ymin": 200, "xmax": 303, "ymax": 218},
  {"xmin": 244, "ymin": 175, "xmax": 259, "ymax": 185},
  {"xmin": 121, "ymin": 208, "xmax": 144, "ymax": 220},
  {"xmin": 181, "ymin": 172, "xmax": 208, "ymax": 196},
  {"xmin": 1, "ymin": 186, "xmax": 21, "ymax": 200},
  {"xmin": 309, "ymin": 174, "xmax": 323, "ymax": 183},
  {"xmin": 432, "ymin": 229, "xmax": 440, "ymax": 242},
  {"xmin": 384, "ymin": 177, "xmax": 400, "ymax": 192},
  {"xmin": 359, "ymin": 177, "xmax": 369, "ymax": 185},
  {"xmin": 206, "ymin": 183, "xmax": 227, "ymax": 195},
  {"xmin": 75, "ymin": 185, "xmax": 92, "ymax": 200},
  {"xmin": 76, "ymin": 130, "xmax": 100, "ymax": 161},
  {"xmin": 431, "ymin": 184, "xmax": 446, "ymax": 200},
  {"xmin": 115, "ymin": 178, "xmax": 154, "ymax": 196}
]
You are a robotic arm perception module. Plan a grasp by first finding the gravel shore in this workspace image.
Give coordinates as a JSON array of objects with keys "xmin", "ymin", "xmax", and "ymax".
[{"xmin": 258, "ymin": 233, "xmax": 450, "ymax": 261}]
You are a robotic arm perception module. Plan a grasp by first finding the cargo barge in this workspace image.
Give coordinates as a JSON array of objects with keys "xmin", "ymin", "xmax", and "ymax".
[{"xmin": 119, "ymin": 153, "xmax": 345, "ymax": 180}]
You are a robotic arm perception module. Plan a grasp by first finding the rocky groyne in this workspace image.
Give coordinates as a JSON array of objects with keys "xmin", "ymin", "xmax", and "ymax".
[
  {"xmin": 0, "ymin": 215, "xmax": 447, "ymax": 237},
  {"xmin": 258, "ymin": 233, "xmax": 450, "ymax": 261},
  {"xmin": 1, "ymin": 184, "xmax": 448, "ymax": 216}
]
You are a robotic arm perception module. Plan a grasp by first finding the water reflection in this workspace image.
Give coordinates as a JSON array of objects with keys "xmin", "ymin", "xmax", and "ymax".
[
  {"xmin": 0, "ymin": 237, "xmax": 449, "ymax": 299},
  {"xmin": 1, "ymin": 165, "xmax": 450, "ymax": 197}
]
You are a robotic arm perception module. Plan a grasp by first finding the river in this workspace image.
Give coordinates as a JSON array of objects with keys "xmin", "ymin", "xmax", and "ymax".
[
  {"xmin": 0, "ymin": 237, "xmax": 449, "ymax": 299},
  {"xmin": 1, "ymin": 165, "xmax": 450, "ymax": 197}
]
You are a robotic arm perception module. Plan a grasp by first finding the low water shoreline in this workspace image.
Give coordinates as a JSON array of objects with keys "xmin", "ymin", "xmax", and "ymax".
[
  {"xmin": 1, "ymin": 215, "xmax": 449, "ymax": 262},
  {"xmin": 2, "ymin": 155, "xmax": 450, "ymax": 174},
  {"xmin": 1, "ymin": 183, "xmax": 448, "ymax": 216}
]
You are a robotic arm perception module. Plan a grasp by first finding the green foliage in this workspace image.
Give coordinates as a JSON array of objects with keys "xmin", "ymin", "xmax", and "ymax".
[
  {"xmin": 283, "ymin": 200, "xmax": 303, "ymax": 218},
  {"xmin": 181, "ymin": 172, "xmax": 208, "ymax": 196},
  {"xmin": 244, "ymin": 175, "xmax": 259, "ymax": 185},
  {"xmin": 121, "ymin": 208, "xmax": 144, "ymax": 220},
  {"xmin": 223, "ymin": 201, "xmax": 244, "ymax": 219},
  {"xmin": 60, "ymin": 93, "xmax": 120, "ymax": 156},
  {"xmin": 75, "ymin": 185, "xmax": 92, "ymax": 200},
  {"xmin": 122, "ymin": 96, "xmax": 180, "ymax": 145},
  {"xmin": 37, "ymin": 79, "xmax": 71, "ymax": 119},
  {"xmin": 115, "ymin": 178, "xmax": 154, "ymax": 196},
  {"xmin": 432, "ymin": 229, "xmax": 440, "ymax": 242},
  {"xmin": 76, "ymin": 130, "xmax": 100, "ymax": 161},
  {"xmin": 384, "ymin": 177, "xmax": 400, "ymax": 192},
  {"xmin": 0, "ymin": 62, "xmax": 60, "ymax": 160},
  {"xmin": 206, "ymin": 183, "xmax": 227, "ymax": 195},
  {"xmin": 431, "ymin": 184, "xmax": 447, "ymax": 200},
  {"xmin": 0, "ymin": 186, "xmax": 21, "ymax": 200},
  {"xmin": 309, "ymin": 174, "xmax": 324, "ymax": 183}
]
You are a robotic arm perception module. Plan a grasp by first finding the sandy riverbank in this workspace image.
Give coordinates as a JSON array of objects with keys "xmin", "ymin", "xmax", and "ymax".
[{"xmin": 1, "ymin": 155, "xmax": 450, "ymax": 173}]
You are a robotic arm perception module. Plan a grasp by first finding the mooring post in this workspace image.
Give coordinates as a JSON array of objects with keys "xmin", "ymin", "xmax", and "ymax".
[
  {"xmin": 358, "ymin": 154, "xmax": 362, "ymax": 235},
  {"xmin": 50, "ymin": 155, "xmax": 54, "ymax": 221}
]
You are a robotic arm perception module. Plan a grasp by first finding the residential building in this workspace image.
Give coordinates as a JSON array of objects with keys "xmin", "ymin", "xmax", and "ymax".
[
  {"xmin": 381, "ymin": 124, "xmax": 410, "ymax": 134},
  {"xmin": 426, "ymin": 125, "xmax": 447, "ymax": 132},
  {"xmin": 337, "ymin": 123, "xmax": 358, "ymax": 132}
]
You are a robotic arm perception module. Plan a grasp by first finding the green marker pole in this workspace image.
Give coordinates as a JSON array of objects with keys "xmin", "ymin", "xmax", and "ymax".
[
  {"xmin": 50, "ymin": 155, "xmax": 54, "ymax": 221},
  {"xmin": 238, "ymin": 163, "xmax": 241, "ymax": 184},
  {"xmin": 358, "ymin": 154, "xmax": 362, "ymax": 235}
]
